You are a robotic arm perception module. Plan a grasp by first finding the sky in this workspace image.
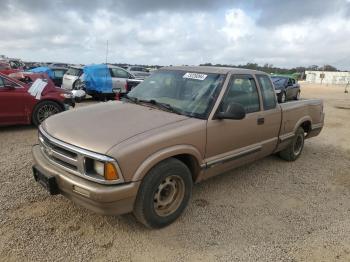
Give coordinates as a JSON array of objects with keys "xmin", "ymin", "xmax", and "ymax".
[{"xmin": 1, "ymin": 0, "xmax": 350, "ymax": 69}]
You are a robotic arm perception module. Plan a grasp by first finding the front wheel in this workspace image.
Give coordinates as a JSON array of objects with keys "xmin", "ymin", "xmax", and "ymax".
[
  {"xmin": 133, "ymin": 158, "xmax": 193, "ymax": 228},
  {"xmin": 32, "ymin": 101, "xmax": 63, "ymax": 126},
  {"xmin": 278, "ymin": 127, "xmax": 305, "ymax": 161}
]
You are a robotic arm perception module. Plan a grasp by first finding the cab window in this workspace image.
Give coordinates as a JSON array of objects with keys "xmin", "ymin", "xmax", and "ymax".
[
  {"xmin": 256, "ymin": 75, "xmax": 277, "ymax": 110},
  {"xmin": 0, "ymin": 77, "xmax": 4, "ymax": 88},
  {"xmin": 221, "ymin": 75, "xmax": 260, "ymax": 114},
  {"xmin": 110, "ymin": 68, "xmax": 129, "ymax": 78}
]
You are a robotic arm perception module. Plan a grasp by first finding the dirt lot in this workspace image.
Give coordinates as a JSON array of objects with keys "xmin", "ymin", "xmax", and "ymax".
[{"xmin": 1, "ymin": 83, "xmax": 350, "ymax": 262}]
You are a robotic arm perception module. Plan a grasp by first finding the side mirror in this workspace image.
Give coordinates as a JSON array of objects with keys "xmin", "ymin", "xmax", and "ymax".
[{"xmin": 215, "ymin": 103, "xmax": 246, "ymax": 120}]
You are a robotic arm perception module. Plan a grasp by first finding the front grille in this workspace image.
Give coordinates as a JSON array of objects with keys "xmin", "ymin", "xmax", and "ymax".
[
  {"xmin": 37, "ymin": 126, "xmax": 124, "ymax": 185},
  {"xmin": 39, "ymin": 131, "xmax": 82, "ymax": 175}
]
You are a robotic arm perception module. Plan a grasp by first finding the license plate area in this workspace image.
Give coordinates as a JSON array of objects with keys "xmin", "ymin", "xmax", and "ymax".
[{"xmin": 33, "ymin": 166, "xmax": 60, "ymax": 195}]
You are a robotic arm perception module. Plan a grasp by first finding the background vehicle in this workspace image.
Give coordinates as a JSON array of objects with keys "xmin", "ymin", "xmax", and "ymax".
[
  {"xmin": 76, "ymin": 64, "xmax": 138, "ymax": 100},
  {"xmin": 32, "ymin": 66, "xmax": 324, "ymax": 228},
  {"xmin": 0, "ymin": 61, "xmax": 22, "ymax": 75},
  {"xmin": 271, "ymin": 75, "xmax": 301, "ymax": 103},
  {"xmin": 0, "ymin": 72, "xmax": 74, "ymax": 126},
  {"xmin": 29, "ymin": 66, "xmax": 68, "ymax": 87},
  {"xmin": 61, "ymin": 65, "xmax": 84, "ymax": 90},
  {"xmin": 126, "ymin": 66, "xmax": 151, "ymax": 80},
  {"xmin": 48, "ymin": 63, "xmax": 69, "ymax": 68}
]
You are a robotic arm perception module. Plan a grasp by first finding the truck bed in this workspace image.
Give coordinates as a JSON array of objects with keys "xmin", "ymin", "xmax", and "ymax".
[{"xmin": 276, "ymin": 99, "xmax": 324, "ymax": 151}]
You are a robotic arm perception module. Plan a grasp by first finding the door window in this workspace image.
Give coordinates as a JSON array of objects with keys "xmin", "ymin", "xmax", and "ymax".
[
  {"xmin": 110, "ymin": 68, "xmax": 129, "ymax": 78},
  {"xmin": 256, "ymin": 75, "xmax": 277, "ymax": 110},
  {"xmin": 0, "ymin": 77, "xmax": 20, "ymax": 88},
  {"xmin": 53, "ymin": 70, "xmax": 66, "ymax": 78},
  {"xmin": 221, "ymin": 75, "xmax": 260, "ymax": 114}
]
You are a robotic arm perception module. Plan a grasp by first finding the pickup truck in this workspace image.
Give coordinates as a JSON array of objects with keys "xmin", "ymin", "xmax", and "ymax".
[{"xmin": 32, "ymin": 66, "xmax": 324, "ymax": 228}]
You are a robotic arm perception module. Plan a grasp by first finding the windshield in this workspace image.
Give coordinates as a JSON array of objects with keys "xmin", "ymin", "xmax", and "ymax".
[
  {"xmin": 127, "ymin": 70, "xmax": 225, "ymax": 119},
  {"xmin": 271, "ymin": 77, "xmax": 287, "ymax": 88}
]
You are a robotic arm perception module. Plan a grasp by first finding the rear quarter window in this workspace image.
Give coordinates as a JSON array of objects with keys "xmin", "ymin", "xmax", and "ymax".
[{"xmin": 256, "ymin": 75, "xmax": 277, "ymax": 110}]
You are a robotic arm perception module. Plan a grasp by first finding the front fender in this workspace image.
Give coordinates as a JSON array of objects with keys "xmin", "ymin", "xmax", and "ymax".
[{"xmin": 131, "ymin": 145, "xmax": 203, "ymax": 182}]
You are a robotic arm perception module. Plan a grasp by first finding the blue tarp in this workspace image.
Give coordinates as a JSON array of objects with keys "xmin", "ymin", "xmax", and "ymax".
[
  {"xmin": 29, "ymin": 67, "xmax": 54, "ymax": 79},
  {"xmin": 83, "ymin": 64, "xmax": 112, "ymax": 93}
]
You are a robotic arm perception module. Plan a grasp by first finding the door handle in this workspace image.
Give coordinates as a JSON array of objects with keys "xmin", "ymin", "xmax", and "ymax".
[{"xmin": 257, "ymin": 117, "xmax": 265, "ymax": 125}]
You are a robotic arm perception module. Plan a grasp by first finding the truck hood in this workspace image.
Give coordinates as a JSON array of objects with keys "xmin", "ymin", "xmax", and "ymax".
[{"xmin": 42, "ymin": 101, "xmax": 188, "ymax": 154}]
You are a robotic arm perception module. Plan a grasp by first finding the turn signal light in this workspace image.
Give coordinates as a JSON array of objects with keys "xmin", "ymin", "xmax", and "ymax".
[{"xmin": 104, "ymin": 162, "xmax": 119, "ymax": 180}]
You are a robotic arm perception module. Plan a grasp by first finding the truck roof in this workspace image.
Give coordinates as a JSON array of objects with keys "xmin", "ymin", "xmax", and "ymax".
[{"xmin": 160, "ymin": 66, "xmax": 268, "ymax": 75}]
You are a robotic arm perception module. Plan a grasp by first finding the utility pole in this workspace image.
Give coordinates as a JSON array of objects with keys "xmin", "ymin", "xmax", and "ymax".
[{"xmin": 105, "ymin": 40, "xmax": 109, "ymax": 65}]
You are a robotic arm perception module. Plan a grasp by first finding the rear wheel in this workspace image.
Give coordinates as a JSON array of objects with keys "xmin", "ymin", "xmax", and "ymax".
[
  {"xmin": 32, "ymin": 101, "xmax": 62, "ymax": 126},
  {"xmin": 133, "ymin": 158, "xmax": 193, "ymax": 228},
  {"xmin": 279, "ymin": 127, "xmax": 305, "ymax": 161},
  {"xmin": 294, "ymin": 90, "xmax": 301, "ymax": 100}
]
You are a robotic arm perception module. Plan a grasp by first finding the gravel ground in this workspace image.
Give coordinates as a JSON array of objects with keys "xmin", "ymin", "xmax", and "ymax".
[{"xmin": 1, "ymin": 83, "xmax": 350, "ymax": 262}]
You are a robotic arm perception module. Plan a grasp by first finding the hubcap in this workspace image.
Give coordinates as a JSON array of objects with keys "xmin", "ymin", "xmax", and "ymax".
[
  {"xmin": 293, "ymin": 133, "xmax": 304, "ymax": 155},
  {"xmin": 37, "ymin": 105, "xmax": 59, "ymax": 123},
  {"xmin": 153, "ymin": 175, "xmax": 185, "ymax": 217}
]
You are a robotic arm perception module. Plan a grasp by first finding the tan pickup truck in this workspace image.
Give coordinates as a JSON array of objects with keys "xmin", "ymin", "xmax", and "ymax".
[{"xmin": 32, "ymin": 66, "xmax": 324, "ymax": 228}]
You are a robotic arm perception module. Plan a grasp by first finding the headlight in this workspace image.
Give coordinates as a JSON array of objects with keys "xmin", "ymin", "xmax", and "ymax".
[
  {"xmin": 94, "ymin": 160, "xmax": 105, "ymax": 176},
  {"xmin": 93, "ymin": 160, "xmax": 119, "ymax": 181},
  {"xmin": 60, "ymin": 92, "xmax": 73, "ymax": 98}
]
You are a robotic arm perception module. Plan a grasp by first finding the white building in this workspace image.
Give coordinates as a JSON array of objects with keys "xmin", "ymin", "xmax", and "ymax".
[{"xmin": 305, "ymin": 71, "xmax": 350, "ymax": 85}]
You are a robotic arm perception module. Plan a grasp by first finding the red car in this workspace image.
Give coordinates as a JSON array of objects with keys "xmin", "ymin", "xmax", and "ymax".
[{"xmin": 0, "ymin": 72, "xmax": 74, "ymax": 126}]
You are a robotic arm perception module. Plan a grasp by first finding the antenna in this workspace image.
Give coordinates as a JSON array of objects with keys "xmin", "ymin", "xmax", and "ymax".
[{"xmin": 105, "ymin": 40, "xmax": 109, "ymax": 64}]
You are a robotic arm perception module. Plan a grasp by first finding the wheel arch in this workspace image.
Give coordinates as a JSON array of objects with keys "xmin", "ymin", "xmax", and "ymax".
[
  {"xmin": 294, "ymin": 116, "xmax": 312, "ymax": 135},
  {"xmin": 131, "ymin": 145, "xmax": 204, "ymax": 183},
  {"xmin": 31, "ymin": 99, "xmax": 65, "ymax": 125}
]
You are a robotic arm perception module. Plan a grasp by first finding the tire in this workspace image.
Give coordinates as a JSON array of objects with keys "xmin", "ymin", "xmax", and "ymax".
[
  {"xmin": 133, "ymin": 158, "xmax": 193, "ymax": 228},
  {"xmin": 278, "ymin": 91, "xmax": 286, "ymax": 103},
  {"xmin": 294, "ymin": 90, "xmax": 301, "ymax": 100},
  {"xmin": 32, "ymin": 101, "xmax": 63, "ymax": 126},
  {"xmin": 279, "ymin": 127, "xmax": 305, "ymax": 161}
]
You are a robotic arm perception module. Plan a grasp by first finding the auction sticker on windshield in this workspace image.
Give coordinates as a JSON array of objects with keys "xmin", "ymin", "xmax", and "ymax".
[{"xmin": 183, "ymin": 72, "xmax": 207, "ymax": 80}]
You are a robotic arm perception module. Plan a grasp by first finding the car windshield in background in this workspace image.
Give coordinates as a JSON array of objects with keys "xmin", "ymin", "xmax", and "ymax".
[
  {"xmin": 66, "ymin": 68, "xmax": 81, "ymax": 76},
  {"xmin": 271, "ymin": 77, "xmax": 287, "ymax": 88},
  {"xmin": 127, "ymin": 70, "xmax": 225, "ymax": 119}
]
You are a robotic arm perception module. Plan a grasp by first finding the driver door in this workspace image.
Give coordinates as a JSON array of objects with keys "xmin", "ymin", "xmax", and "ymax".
[{"xmin": 203, "ymin": 74, "xmax": 264, "ymax": 180}]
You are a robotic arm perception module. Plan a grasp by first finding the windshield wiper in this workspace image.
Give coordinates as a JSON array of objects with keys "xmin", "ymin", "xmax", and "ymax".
[{"xmin": 138, "ymin": 99, "xmax": 183, "ymax": 115}]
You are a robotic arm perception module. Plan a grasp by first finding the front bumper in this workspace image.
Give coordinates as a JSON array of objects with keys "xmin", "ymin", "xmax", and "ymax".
[
  {"xmin": 32, "ymin": 145, "xmax": 140, "ymax": 216},
  {"xmin": 63, "ymin": 98, "xmax": 75, "ymax": 108}
]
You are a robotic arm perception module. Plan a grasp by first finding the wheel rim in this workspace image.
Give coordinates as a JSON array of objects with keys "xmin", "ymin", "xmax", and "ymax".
[
  {"xmin": 293, "ymin": 133, "xmax": 304, "ymax": 156},
  {"xmin": 153, "ymin": 175, "xmax": 185, "ymax": 217},
  {"xmin": 37, "ymin": 104, "xmax": 59, "ymax": 123},
  {"xmin": 297, "ymin": 91, "xmax": 300, "ymax": 99}
]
